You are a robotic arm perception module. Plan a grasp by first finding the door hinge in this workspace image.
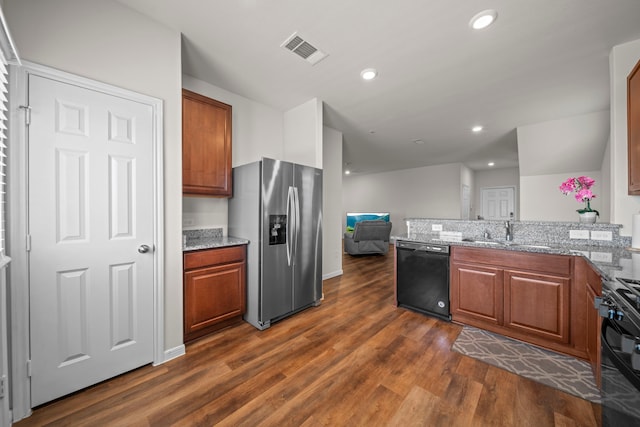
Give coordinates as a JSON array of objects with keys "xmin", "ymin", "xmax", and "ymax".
[
  {"xmin": 19, "ymin": 105, "xmax": 31, "ymax": 126},
  {"xmin": 26, "ymin": 234, "xmax": 31, "ymax": 252},
  {"xmin": 27, "ymin": 360, "xmax": 32, "ymax": 377},
  {"xmin": 0, "ymin": 375, "xmax": 5, "ymax": 398}
]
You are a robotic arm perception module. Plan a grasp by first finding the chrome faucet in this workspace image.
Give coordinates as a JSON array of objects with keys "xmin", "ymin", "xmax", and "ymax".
[{"xmin": 505, "ymin": 220, "xmax": 513, "ymax": 241}]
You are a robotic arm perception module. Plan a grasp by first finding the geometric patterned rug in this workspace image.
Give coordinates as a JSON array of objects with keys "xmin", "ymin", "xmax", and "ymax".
[
  {"xmin": 601, "ymin": 364, "xmax": 640, "ymax": 419},
  {"xmin": 452, "ymin": 326, "xmax": 601, "ymax": 403}
]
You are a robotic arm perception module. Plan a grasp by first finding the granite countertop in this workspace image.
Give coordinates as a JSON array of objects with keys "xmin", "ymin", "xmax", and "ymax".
[
  {"xmin": 183, "ymin": 228, "xmax": 249, "ymax": 252},
  {"xmin": 183, "ymin": 235, "xmax": 249, "ymax": 252},
  {"xmin": 393, "ymin": 232, "xmax": 637, "ymax": 283}
]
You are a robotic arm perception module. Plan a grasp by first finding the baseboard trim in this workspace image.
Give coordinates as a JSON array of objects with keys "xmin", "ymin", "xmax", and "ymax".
[
  {"xmin": 323, "ymin": 270, "xmax": 343, "ymax": 280},
  {"xmin": 155, "ymin": 344, "xmax": 185, "ymax": 365}
]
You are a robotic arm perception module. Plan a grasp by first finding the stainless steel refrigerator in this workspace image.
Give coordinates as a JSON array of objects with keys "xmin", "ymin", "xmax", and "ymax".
[{"xmin": 228, "ymin": 158, "xmax": 323, "ymax": 330}]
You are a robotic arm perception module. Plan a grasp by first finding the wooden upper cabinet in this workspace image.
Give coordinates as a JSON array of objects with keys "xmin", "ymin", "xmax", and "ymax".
[
  {"xmin": 182, "ymin": 89, "xmax": 232, "ymax": 196},
  {"xmin": 628, "ymin": 59, "xmax": 640, "ymax": 194}
]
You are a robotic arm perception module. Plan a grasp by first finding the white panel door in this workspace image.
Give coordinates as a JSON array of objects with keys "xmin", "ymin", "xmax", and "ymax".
[
  {"xmin": 481, "ymin": 186, "xmax": 515, "ymax": 220},
  {"xmin": 28, "ymin": 74, "xmax": 154, "ymax": 406}
]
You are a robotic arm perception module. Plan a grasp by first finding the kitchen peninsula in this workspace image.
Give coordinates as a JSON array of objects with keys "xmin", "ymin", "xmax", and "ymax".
[
  {"xmin": 393, "ymin": 218, "xmax": 634, "ymax": 382},
  {"xmin": 395, "ymin": 218, "xmax": 630, "ymax": 279}
]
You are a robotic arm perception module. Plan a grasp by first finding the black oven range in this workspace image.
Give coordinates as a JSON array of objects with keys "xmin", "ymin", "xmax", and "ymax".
[{"xmin": 598, "ymin": 276, "xmax": 640, "ymax": 426}]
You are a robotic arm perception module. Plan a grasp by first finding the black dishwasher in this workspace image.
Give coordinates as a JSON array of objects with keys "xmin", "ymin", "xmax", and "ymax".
[{"xmin": 396, "ymin": 240, "xmax": 451, "ymax": 321}]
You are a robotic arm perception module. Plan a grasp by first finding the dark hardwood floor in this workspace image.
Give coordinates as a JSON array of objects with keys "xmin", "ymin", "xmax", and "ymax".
[{"xmin": 16, "ymin": 247, "xmax": 600, "ymax": 426}]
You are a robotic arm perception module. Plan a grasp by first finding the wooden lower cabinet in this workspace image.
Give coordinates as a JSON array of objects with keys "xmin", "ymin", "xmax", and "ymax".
[
  {"xmin": 450, "ymin": 246, "xmax": 584, "ymax": 358},
  {"xmin": 585, "ymin": 284, "xmax": 601, "ymax": 386},
  {"xmin": 450, "ymin": 263, "xmax": 503, "ymax": 327},
  {"xmin": 183, "ymin": 245, "xmax": 246, "ymax": 342},
  {"xmin": 578, "ymin": 256, "xmax": 602, "ymax": 385},
  {"xmin": 504, "ymin": 269, "xmax": 570, "ymax": 344}
]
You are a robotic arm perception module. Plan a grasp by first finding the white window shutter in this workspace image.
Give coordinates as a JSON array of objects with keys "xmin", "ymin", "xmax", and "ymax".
[
  {"xmin": 0, "ymin": 9, "xmax": 19, "ymax": 256},
  {"xmin": 0, "ymin": 49, "xmax": 7, "ymax": 254}
]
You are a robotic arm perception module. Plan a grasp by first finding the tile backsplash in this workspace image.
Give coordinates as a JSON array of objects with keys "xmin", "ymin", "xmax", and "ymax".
[{"xmin": 403, "ymin": 218, "xmax": 630, "ymax": 248}]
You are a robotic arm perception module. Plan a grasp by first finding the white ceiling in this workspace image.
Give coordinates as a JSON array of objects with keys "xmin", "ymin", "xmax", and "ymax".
[{"xmin": 117, "ymin": 0, "xmax": 640, "ymax": 175}]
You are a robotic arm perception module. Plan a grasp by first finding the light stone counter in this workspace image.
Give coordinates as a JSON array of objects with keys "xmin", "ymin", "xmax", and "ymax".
[
  {"xmin": 395, "ymin": 218, "xmax": 636, "ymax": 282},
  {"xmin": 183, "ymin": 228, "xmax": 249, "ymax": 252}
]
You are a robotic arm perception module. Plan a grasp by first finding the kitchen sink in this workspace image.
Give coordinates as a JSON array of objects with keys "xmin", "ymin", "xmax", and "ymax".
[
  {"xmin": 462, "ymin": 239, "xmax": 551, "ymax": 250},
  {"xmin": 462, "ymin": 239, "xmax": 503, "ymax": 246},
  {"xmin": 511, "ymin": 244, "xmax": 551, "ymax": 249},
  {"xmin": 461, "ymin": 238, "xmax": 551, "ymax": 250}
]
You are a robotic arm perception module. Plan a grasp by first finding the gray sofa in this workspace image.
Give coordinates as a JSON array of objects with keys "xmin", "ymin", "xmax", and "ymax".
[{"xmin": 344, "ymin": 220, "xmax": 392, "ymax": 255}]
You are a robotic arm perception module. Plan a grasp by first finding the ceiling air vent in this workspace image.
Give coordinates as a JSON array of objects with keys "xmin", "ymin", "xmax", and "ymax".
[{"xmin": 281, "ymin": 32, "xmax": 328, "ymax": 65}]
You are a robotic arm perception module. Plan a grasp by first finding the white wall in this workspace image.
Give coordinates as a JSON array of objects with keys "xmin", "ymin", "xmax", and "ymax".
[
  {"xmin": 601, "ymin": 139, "xmax": 612, "ymax": 222},
  {"xmin": 182, "ymin": 75, "xmax": 285, "ymax": 233},
  {"xmin": 474, "ymin": 168, "xmax": 520, "ymax": 219},
  {"xmin": 284, "ymin": 98, "xmax": 323, "ymax": 168},
  {"xmin": 182, "ymin": 198, "xmax": 229, "ymax": 233},
  {"xmin": 322, "ymin": 126, "xmax": 342, "ymax": 279},
  {"xmin": 610, "ymin": 38, "xmax": 640, "ymax": 235},
  {"xmin": 460, "ymin": 165, "xmax": 474, "ymax": 219},
  {"xmin": 517, "ymin": 110, "xmax": 609, "ymax": 176},
  {"xmin": 342, "ymin": 163, "xmax": 464, "ymax": 236},
  {"xmin": 4, "ymin": 0, "xmax": 183, "ymax": 350},
  {"xmin": 517, "ymin": 110, "xmax": 611, "ymax": 223},
  {"xmin": 520, "ymin": 171, "xmax": 603, "ymax": 221}
]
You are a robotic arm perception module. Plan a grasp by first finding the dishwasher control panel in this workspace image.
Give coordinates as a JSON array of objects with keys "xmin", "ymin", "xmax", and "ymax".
[{"xmin": 396, "ymin": 240, "xmax": 450, "ymax": 253}]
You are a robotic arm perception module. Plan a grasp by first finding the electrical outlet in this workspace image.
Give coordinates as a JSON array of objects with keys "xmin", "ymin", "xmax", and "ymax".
[
  {"xmin": 432, "ymin": 224, "xmax": 443, "ymax": 231},
  {"xmin": 569, "ymin": 230, "xmax": 590, "ymax": 239},
  {"xmin": 591, "ymin": 230, "xmax": 613, "ymax": 241},
  {"xmin": 590, "ymin": 251, "xmax": 613, "ymax": 263}
]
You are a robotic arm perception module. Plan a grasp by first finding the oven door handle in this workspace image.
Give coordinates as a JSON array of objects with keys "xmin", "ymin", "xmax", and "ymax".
[{"xmin": 601, "ymin": 318, "xmax": 640, "ymax": 391}]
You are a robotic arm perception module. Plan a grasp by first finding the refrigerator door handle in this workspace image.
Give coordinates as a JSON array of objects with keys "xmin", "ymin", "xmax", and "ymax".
[
  {"xmin": 292, "ymin": 186, "xmax": 300, "ymax": 262},
  {"xmin": 286, "ymin": 186, "xmax": 294, "ymax": 266}
]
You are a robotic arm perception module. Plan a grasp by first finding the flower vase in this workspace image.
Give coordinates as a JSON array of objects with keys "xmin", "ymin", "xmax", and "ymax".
[{"xmin": 579, "ymin": 212, "xmax": 597, "ymax": 224}]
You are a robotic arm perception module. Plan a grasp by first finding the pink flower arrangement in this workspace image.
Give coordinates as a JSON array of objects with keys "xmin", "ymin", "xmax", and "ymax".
[{"xmin": 559, "ymin": 176, "xmax": 599, "ymax": 215}]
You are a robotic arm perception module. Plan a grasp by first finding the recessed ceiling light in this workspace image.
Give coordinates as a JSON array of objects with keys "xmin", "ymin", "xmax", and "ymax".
[
  {"xmin": 345, "ymin": 170, "xmax": 351, "ymax": 175},
  {"xmin": 469, "ymin": 9, "xmax": 498, "ymax": 30},
  {"xmin": 472, "ymin": 125, "xmax": 483, "ymax": 132},
  {"xmin": 361, "ymin": 68, "xmax": 378, "ymax": 80},
  {"xmin": 488, "ymin": 162, "xmax": 495, "ymax": 167}
]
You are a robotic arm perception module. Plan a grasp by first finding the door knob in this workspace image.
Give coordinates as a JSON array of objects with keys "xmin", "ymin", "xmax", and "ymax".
[{"xmin": 138, "ymin": 244, "xmax": 151, "ymax": 254}]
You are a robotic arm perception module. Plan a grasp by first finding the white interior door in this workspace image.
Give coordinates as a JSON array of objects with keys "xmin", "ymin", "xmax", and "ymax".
[
  {"xmin": 481, "ymin": 186, "xmax": 515, "ymax": 220},
  {"xmin": 28, "ymin": 74, "xmax": 155, "ymax": 406}
]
